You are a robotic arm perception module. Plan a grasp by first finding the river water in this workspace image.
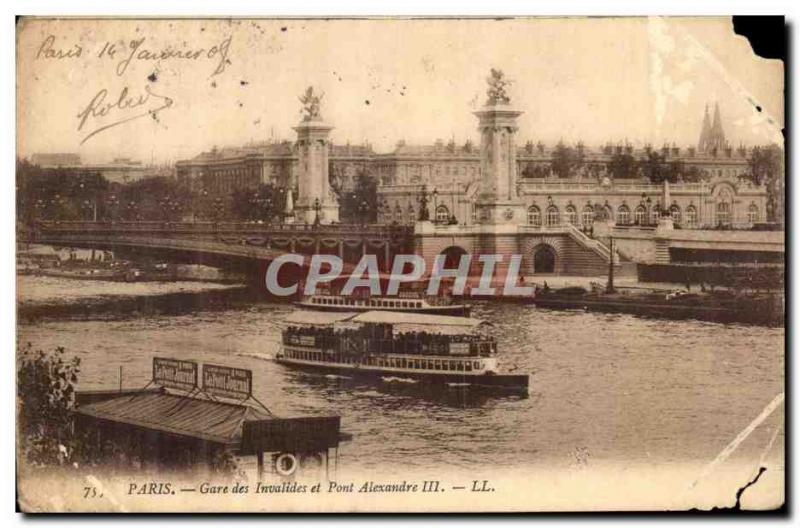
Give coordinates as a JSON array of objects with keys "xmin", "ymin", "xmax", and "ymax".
[{"xmin": 16, "ymin": 275, "xmax": 784, "ymax": 505}]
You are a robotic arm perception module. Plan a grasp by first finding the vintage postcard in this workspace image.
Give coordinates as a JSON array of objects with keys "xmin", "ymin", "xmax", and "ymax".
[{"xmin": 15, "ymin": 16, "xmax": 784, "ymax": 513}]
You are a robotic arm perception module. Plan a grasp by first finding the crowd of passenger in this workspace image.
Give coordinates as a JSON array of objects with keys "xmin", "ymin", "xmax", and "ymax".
[{"xmin": 284, "ymin": 325, "xmax": 496, "ymax": 357}]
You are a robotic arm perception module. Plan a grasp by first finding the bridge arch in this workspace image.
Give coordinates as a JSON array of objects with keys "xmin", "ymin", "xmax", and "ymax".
[
  {"xmin": 438, "ymin": 245, "xmax": 469, "ymax": 270},
  {"xmin": 532, "ymin": 243, "xmax": 557, "ymax": 274}
]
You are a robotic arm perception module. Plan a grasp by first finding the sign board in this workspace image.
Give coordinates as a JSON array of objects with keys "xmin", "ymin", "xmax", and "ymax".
[
  {"xmin": 202, "ymin": 363, "xmax": 252, "ymax": 399},
  {"xmin": 240, "ymin": 416, "xmax": 341, "ymax": 455},
  {"xmin": 298, "ymin": 336, "xmax": 316, "ymax": 347},
  {"xmin": 449, "ymin": 343, "xmax": 471, "ymax": 356},
  {"xmin": 152, "ymin": 357, "xmax": 198, "ymax": 391}
]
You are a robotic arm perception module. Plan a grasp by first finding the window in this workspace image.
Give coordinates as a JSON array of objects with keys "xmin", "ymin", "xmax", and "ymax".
[
  {"xmin": 617, "ymin": 205, "xmax": 630, "ymax": 225},
  {"xmin": 527, "ymin": 206, "xmax": 541, "ymax": 226},
  {"xmin": 670, "ymin": 205, "xmax": 681, "ymax": 224},
  {"xmin": 545, "ymin": 206, "xmax": 559, "ymax": 226},
  {"xmin": 394, "ymin": 206, "xmax": 403, "ymax": 223},
  {"xmin": 435, "ymin": 205, "xmax": 449, "ymax": 223},
  {"xmin": 407, "ymin": 206, "xmax": 415, "ymax": 224},
  {"xmin": 748, "ymin": 204, "xmax": 759, "ymax": 223},
  {"xmin": 471, "ymin": 206, "xmax": 478, "ymax": 224},
  {"xmin": 581, "ymin": 206, "xmax": 594, "ymax": 226},
  {"xmin": 649, "ymin": 205, "xmax": 661, "ymax": 225},
  {"xmin": 686, "ymin": 206, "xmax": 697, "ymax": 227},
  {"xmin": 565, "ymin": 206, "xmax": 577, "ymax": 225},
  {"xmin": 634, "ymin": 206, "xmax": 646, "ymax": 225},
  {"xmin": 716, "ymin": 202, "xmax": 731, "ymax": 226}
]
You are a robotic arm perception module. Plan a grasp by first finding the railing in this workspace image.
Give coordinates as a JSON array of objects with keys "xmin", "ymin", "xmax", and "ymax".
[
  {"xmin": 35, "ymin": 220, "xmax": 413, "ymax": 238},
  {"xmin": 563, "ymin": 223, "xmax": 613, "ymax": 261}
]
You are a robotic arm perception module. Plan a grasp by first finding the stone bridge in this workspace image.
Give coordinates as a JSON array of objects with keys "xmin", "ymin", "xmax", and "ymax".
[{"xmin": 30, "ymin": 221, "xmax": 415, "ymax": 275}]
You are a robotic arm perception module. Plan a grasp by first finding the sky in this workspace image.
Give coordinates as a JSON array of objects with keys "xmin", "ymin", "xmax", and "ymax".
[{"xmin": 17, "ymin": 16, "xmax": 784, "ymax": 164}]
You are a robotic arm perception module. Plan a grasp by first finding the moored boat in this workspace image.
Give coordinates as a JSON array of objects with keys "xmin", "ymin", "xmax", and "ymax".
[{"xmin": 275, "ymin": 310, "xmax": 528, "ymax": 395}]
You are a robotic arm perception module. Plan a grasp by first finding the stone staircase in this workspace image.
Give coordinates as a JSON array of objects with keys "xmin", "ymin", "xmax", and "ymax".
[{"xmin": 561, "ymin": 224, "xmax": 622, "ymax": 276}]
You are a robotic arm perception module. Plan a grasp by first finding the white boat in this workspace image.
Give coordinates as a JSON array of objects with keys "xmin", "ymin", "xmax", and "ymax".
[{"xmin": 293, "ymin": 293, "xmax": 470, "ymax": 316}]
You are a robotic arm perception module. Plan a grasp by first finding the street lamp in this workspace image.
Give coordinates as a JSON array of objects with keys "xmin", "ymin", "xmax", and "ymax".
[
  {"xmin": 359, "ymin": 199, "xmax": 369, "ymax": 226},
  {"xmin": 313, "ymin": 197, "xmax": 321, "ymax": 226},
  {"xmin": 432, "ymin": 188, "xmax": 439, "ymax": 223},
  {"xmin": 107, "ymin": 194, "xmax": 120, "ymax": 222}
]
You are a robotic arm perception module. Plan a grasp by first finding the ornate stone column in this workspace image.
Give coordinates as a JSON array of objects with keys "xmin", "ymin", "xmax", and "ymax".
[
  {"xmin": 473, "ymin": 69, "xmax": 526, "ymax": 225},
  {"xmin": 293, "ymin": 87, "xmax": 339, "ymax": 224}
]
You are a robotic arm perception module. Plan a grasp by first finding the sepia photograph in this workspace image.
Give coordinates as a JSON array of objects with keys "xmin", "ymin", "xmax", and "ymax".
[{"xmin": 12, "ymin": 14, "xmax": 786, "ymax": 514}]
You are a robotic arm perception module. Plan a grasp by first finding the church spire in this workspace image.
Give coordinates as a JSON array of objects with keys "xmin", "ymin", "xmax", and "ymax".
[
  {"xmin": 698, "ymin": 104, "xmax": 712, "ymax": 152},
  {"xmin": 698, "ymin": 102, "xmax": 726, "ymax": 153}
]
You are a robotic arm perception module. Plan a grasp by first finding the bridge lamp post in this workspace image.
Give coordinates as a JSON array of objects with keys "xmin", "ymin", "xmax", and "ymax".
[
  {"xmin": 432, "ymin": 188, "xmax": 439, "ymax": 224},
  {"xmin": 81, "ymin": 199, "xmax": 94, "ymax": 222},
  {"xmin": 34, "ymin": 199, "xmax": 45, "ymax": 222},
  {"xmin": 107, "ymin": 195, "xmax": 120, "ymax": 222},
  {"xmin": 313, "ymin": 198, "xmax": 322, "ymax": 227},
  {"xmin": 263, "ymin": 195, "xmax": 273, "ymax": 224},
  {"xmin": 125, "ymin": 201, "xmax": 138, "ymax": 221},
  {"xmin": 362, "ymin": 199, "xmax": 372, "ymax": 226}
]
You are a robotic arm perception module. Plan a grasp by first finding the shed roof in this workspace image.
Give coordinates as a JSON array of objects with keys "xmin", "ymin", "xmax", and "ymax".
[{"xmin": 75, "ymin": 392, "xmax": 271, "ymax": 445}]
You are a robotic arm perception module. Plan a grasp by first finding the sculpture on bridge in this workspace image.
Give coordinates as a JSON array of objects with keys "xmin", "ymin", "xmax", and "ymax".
[
  {"xmin": 485, "ymin": 68, "xmax": 511, "ymax": 105},
  {"xmin": 299, "ymin": 86, "xmax": 324, "ymax": 121}
]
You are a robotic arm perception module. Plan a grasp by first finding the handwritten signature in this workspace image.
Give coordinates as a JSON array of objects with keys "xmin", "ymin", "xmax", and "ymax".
[{"xmin": 77, "ymin": 85, "xmax": 174, "ymax": 145}]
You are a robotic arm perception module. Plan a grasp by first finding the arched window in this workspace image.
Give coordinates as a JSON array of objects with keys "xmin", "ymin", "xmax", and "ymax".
[
  {"xmin": 470, "ymin": 206, "xmax": 477, "ymax": 224},
  {"xmin": 617, "ymin": 205, "xmax": 630, "ymax": 225},
  {"xmin": 545, "ymin": 205, "xmax": 560, "ymax": 226},
  {"xmin": 565, "ymin": 205, "xmax": 577, "ymax": 225},
  {"xmin": 649, "ymin": 205, "xmax": 661, "ymax": 225},
  {"xmin": 748, "ymin": 203, "xmax": 759, "ymax": 223},
  {"xmin": 435, "ymin": 205, "xmax": 450, "ymax": 223},
  {"xmin": 527, "ymin": 205, "xmax": 541, "ymax": 226},
  {"xmin": 634, "ymin": 206, "xmax": 646, "ymax": 225},
  {"xmin": 716, "ymin": 202, "xmax": 731, "ymax": 226},
  {"xmin": 685, "ymin": 206, "xmax": 698, "ymax": 227},
  {"xmin": 670, "ymin": 204, "xmax": 681, "ymax": 224},
  {"xmin": 581, "ymin": 206, "xmax": 594, "ymax": 226}
]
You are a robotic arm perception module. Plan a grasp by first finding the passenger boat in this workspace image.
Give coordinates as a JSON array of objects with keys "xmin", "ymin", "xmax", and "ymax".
[
  {"xmin": 275, "ymin": 310, "xmax": 528, "ymax": 395},
  {"xmin": 293, "ymin": 293, "xmax": 470, "ymax": 316}
]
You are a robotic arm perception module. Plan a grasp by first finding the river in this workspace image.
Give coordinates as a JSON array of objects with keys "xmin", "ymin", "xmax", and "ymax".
[{"xmin": 16, "ymin": 275, "xmax": 784, "ymax": 505}]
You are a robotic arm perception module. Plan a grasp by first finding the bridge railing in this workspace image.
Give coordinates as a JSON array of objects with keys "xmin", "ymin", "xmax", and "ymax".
[{"xmin": 35, "ymin": 220, "xmax": 413, "ymax": 237}]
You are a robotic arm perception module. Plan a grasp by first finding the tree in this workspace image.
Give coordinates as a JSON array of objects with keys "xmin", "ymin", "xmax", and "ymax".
[
  {"xmin": 748, "ymin": 145, "xmax": 782, "ymax": 186},
  {"xmin": 606, "ymin": 151, "xmax": 638, "ymax": 180},
  {"xmin": 335, "ymin": 169, "xmax": 378, "ymax": 223},
  {"xmin": 550, "ymin": 141, "xmax": 583, "ymax": 179},
  {"xmin": 230, "ymin": 184, "xmax": 282, "ymax": 222},
  {"xmin": 17, "ymin": 344, "xmax": 81, "ymax": 467},
  {"xmin": 16, "ymin": 158, "xmax": 110, "ymax": 223},
  {"xmin": 640, "ymin": 150, "xmax": 675, "ymax": 184}
]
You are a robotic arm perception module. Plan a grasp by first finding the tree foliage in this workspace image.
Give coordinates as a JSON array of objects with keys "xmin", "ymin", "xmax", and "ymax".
[
  {"xmin": 335, "ymin": 169, "xmax": 378, "ymax": 223},
  {"xmin": 606, "ymin": 151, "xmax": 638, "ymax": 180},
  {"xmin": 17, "ymin": 344, "xmax": 81, "ymax": 467},
  {"xmin": 230, "ymin": 184, "xmax": 284, "ymax": 222},
  {"xmin": 549, "ymin": 141, "xmax": 584, "ymax": 178}
]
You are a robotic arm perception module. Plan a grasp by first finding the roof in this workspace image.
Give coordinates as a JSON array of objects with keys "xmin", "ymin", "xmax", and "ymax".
[
  {"xmin": 283, "ymin": 310, "xmax": 359, "ymax": 326},
  {"xmin": 350, "ymin": 310, "xmax": 486, "ymax": 327},
  {"xmin": 75, "ymin": 392, "xmax": 271, "ymax": 445}
]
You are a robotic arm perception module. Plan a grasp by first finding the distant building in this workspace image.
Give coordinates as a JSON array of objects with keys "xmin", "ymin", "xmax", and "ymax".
[
  {"xmin": 30, "ymin": 152, "xmax": 82, "ymax": 167},
  {"xmin": 175, "ymin": 141, "xmax": 374, "ymax": 194},
  {"xmin": 29, "ymin": 154, "xmax": 156, "ymax": 184},
  {"xmin": 173, "ymin": 104, "xmax": 767, "ymax": 229}
]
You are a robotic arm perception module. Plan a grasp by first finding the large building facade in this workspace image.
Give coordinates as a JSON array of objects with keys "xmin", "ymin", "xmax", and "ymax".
[{"xmin": 175, "ymin": 104, "xmax": 767, "ymax": 230}]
